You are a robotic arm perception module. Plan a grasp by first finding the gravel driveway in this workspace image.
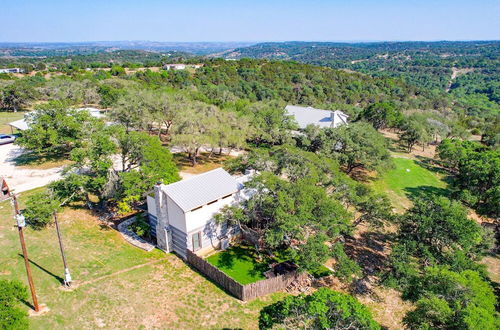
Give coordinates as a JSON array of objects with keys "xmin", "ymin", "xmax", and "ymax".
[{"xmin": 0, "ymin": 143, "xmax": 63, "ymax": 193}]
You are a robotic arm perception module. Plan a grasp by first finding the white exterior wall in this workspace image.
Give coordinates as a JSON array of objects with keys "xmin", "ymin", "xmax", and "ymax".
[
  {"xmin": 184, "ymin": 194, "xmax": 235, "ymax": 233},
  {"xmin": 166, "ymin": 195, "xmax": 187, "ymax": 232},
  {"xmin": 147, "ymin": 195, "xmax": 157, "ymax": 217}
]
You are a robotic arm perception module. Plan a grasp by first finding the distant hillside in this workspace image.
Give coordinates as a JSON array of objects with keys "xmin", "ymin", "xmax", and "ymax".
[
  {"xmin": 220, "ymin": 41, "xmax": 500, "ymax": 117},
  {"xmin": 0, "ymin": 41, "xmax": 257, "ymax": 57}
]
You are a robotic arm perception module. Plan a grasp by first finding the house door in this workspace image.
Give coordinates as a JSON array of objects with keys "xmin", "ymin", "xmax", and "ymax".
[{"xmin": 192, "ymin": 232, "xmax": 202, "ymax": 251}]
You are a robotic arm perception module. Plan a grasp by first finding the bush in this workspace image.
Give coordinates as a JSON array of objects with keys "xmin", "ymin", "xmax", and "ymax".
[
  {"xmin": 128, "ymin": 215, "xmax": 150, "ymax": 239},
  {"xmin": 0, "ymin": 280, "xmax": 29, "ymax": 329},
  {"xmin": 22, "ymin": 191, "xmax": 60, "ymax": 229},
  {"xmin": 403, "ymin": 267, "xmax": 499, "ymax": 329},
  {"xmin": 259, "ymin": 288, "xmax": 380, "ymax": 329}
]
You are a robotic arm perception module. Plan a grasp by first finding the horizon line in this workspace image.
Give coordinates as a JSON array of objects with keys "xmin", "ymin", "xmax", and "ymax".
[{"xmin": 1, "ymin": 39, "xmax": 499, "ymax": 44}]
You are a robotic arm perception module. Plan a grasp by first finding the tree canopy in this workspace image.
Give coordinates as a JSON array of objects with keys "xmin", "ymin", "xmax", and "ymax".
[
  {"xmin": 216, "ymin": 172, "xmax": 352, "ymax": 271},
  {"xmin": 259, "ymin": 288, "xmax": 380, "ymax": 330},
  {"xmin": 298, "ymin": 122, "xmax": 392, "ymax": 174},
  {"xmin": 403, "ymin": 267, "xmax": 499, "ymax": 330}
]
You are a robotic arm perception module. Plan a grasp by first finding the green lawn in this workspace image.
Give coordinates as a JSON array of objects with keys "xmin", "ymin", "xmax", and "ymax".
[
  {"xmin": 206, "ymin": 245, "xmax": 268, "ymax": 284},
  {"xmin": 0, "ymin": 192, "xmax": 284, "ymax": 329},
  {"xmin": 0, "ymin": 111, "xmax": 25, "ymax": 134},
  {"xmin": 371, "ymin": 157, "xmax": 448, "ymax": 212}
]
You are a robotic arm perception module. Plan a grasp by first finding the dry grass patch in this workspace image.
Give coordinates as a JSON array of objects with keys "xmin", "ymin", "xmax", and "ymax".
[
  {"xmin": 0, "ymin": 111, "xmax": 26, "ymax": 134},
  {"xmin": 173, "ymin": 152, "xmax": 233, "ymax": 175}
]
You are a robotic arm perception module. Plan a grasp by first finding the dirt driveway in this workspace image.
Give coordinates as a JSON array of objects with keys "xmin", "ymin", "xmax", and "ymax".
[{"xmin": 0, "ymin": 143, "xmax": 63, "ymax": 193}]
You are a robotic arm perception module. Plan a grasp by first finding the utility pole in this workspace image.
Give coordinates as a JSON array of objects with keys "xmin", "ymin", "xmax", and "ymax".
[
  {"xmin": 52, "ymin": 212, "xmax": 72, "ymax": 286},
  {"xmin": 3, "ymin": 180, "xmax": 40, "ymax": 312}
]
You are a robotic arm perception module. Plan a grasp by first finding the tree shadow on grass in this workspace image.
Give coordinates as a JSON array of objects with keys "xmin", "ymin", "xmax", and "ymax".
[
  {"xmin": 217, "ymin": 248, "xmax": 236, "ymax": 269},
  {"xmin": 12, "ymin": 151, "xmax": 68, "ymax": 167},
  {"xmin": 213, "ymin": 245, "xmax": 268, "ymax": 280},
  {"xmin": 172, "ymin": 152, "xmax": 228, "ymax": 170},
  {"xmin": 404, "ymin": 186, "xmax": 450, "ymax": 201},
  {"xmin": 414, "ymin": 156, "xmax": 450, "ymax": 176},
  {"xmin": 344, "ymin": 231, "xmax": 394, "ymax": 276}
]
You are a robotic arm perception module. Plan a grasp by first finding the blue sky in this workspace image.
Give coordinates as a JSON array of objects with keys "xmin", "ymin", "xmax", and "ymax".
[{"xmin": 1, "ymin": 0, "xmax": 499, "ymax": 42}]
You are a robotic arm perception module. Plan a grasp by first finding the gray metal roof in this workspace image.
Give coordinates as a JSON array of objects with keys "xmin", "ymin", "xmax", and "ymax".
[
  {"xmin": 162, "ymin": 168, "xmax": 239, "ymax": 212},
  {"xmin": 285, "ymin": 105, "xmax": 348, "ymax": 129},
  {"xmin": 8, "ymin": 119, "xmax": 29, "ymax": 131},
  {"xmin": 8, "ymin": 108, "xmax": 104, "ymax": 132}
]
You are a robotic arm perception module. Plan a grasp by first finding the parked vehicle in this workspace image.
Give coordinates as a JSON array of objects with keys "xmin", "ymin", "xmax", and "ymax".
[{"xmin": 0, "ymin": 134, "xmax": 16, "ymax": 145}]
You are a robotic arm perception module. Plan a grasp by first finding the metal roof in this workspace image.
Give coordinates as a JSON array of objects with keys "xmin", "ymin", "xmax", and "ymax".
[
  {"xmin": 8, "ymin": 108, "xmax": 105, "ymax": 132},
  {"xmin": 161, "ymin": 168, "xmax": 239, "ymax": 212},
  {"xmin": 8, "ymin": 119, "xmax": 29, "ymax": 131},
  {"xmin": 285, "ymin": 105, "xmax": 348, "ymax": 129}
]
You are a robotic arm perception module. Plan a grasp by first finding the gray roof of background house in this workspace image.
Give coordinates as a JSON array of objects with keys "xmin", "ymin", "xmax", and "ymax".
[
  {"xmin": 162, "ymin": 168, "xmax": 239, "ymax": 212},
  {"xmin": 285, "ymin": 105, "xmax": 348, "ymax": 129},
  {"xmin": 8, "ymin": 119, "xmax": 29, "ymax": 131},
  {"xmin": 8, "ymin": 108, "xmax": 105, "ymax": 131}
]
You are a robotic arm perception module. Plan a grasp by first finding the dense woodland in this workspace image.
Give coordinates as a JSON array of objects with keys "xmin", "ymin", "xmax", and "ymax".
[
  {"xmin": 1, "ymin": 43, "xmax": 498, "ymax": 329},
  {"xmin": 224, "ymin": 41, "xmax": 500, "ymax": 119}
]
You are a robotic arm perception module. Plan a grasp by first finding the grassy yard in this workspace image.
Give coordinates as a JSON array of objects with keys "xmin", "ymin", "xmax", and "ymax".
[
  {"xmin": 0, "ymin": 194, "xmax": 284, "ymax": 329},
  {"xmin": 11, "ymin": 151, "xmax": 73, "ymax": 170},
  {"xmin": 371, "ymin": 156, "xmax": 448, "ymax": 212},
  {"xmin": 206, "ymin": 245, "xmax": 267, "ymax": 284},
  {"xmin": 0, "ymin": 111, "xmax": 25, "ymax": 134},
  {"xmin": 173, "ymin": 152, "xmax": 232, "ymax": 175}
]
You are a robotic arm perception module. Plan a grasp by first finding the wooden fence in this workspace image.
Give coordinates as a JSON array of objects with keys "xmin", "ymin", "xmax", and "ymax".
[{"xmin": 186, "ymin": 250, "xmax": 305, "ymax": 301}]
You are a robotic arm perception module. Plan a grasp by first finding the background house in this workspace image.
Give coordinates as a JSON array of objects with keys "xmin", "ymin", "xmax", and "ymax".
[
  {"xmin": 0, "ymin": 68, "xmax": 23, "ymax": 74},
  {"xmin": 163, "ymin": 64, "xmax": 187, "ymax": 70},
  {"xmin": 148, "ymin": 168, "xmax": 253, "ymax": 258},
  {"xmin": 285, "ymin": 105, "xmax": 348, "ymax": 129},
  {"xmin": 8, "ymin": 107, "xmax": 106, "ymax": 134}
]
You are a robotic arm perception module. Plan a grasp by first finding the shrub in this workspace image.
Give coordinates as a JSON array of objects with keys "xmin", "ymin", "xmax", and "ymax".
[
  {"xmin": 0, "ymin": 280, "xmax": 29, "ymax": 329},
  {"xmin": 129, "ymin": 215, "xmax": 150, "ymax": 239},
  {"xmin": 259, "ymin": 288, "xmax": 380, "ymax": 330}
]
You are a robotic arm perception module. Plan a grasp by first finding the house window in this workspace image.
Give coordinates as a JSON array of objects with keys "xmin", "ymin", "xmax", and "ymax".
[{"xmin": 192, "ymin": 232, "xmax": 202, "ymax": 251}]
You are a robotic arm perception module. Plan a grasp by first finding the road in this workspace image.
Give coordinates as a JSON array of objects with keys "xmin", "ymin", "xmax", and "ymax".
[{"xmin": 0, "ymin": 143, "xmax": 63, "ymax": 193}]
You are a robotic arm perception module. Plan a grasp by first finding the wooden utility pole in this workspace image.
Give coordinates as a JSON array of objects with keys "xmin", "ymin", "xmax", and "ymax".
[
  {"xmin": 2, "ymin": 180, "xmax": 40, "ymax": 312},
  {"xmin": 53, "ymin": 212, "xmax": 72, "ymax": 286}
]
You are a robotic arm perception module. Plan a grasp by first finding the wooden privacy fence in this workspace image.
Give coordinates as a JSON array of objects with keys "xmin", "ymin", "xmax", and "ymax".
[
  {"xmin": 186, "ymin": 250, "xmax": 305, "ymax": 301},
  {"xmin": 186, "ymin": 249, "xmax": 243, "ymax": 299}
]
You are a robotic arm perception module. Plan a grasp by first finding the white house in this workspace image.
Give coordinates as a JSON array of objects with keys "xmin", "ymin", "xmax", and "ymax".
[
  {"xmin": 163, "ymin": 63, "xmax": 203, "ymax": 71},
  {"xmin": 0, "ymin": 68, "xmax": 23, "ymax": 74},
  {"xmin": 147, "ymin": 168, "xmax": 253, "ymax": 258},
  {"xmin": 163, "ymin": 64, "xmax": 186, "ymax": 70},
  {"xmin": 285, "ymin": 105, "xmax": 348, "ymax": 129}
]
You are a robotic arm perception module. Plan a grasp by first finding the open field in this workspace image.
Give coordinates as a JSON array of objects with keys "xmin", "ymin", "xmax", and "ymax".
[
  {"xmin": 371, "ymin": 156, "xmax": 448, "ymax": 212},
  {"xmin": 0, "ymin": 195, "xmax": 284, "ymax": 329},
  {"xmin": 10, "ymin": 151, "xmax": 72, "ymax": 170},
  {"xmin": 0, "ymin": 111, "xmax": 25, "ymax": 134}
]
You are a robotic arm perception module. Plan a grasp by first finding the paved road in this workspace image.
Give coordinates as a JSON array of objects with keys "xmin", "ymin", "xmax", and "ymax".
[{"xmin": 0, "ymin": 143, "xmax": 63, "ymax": 193}]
